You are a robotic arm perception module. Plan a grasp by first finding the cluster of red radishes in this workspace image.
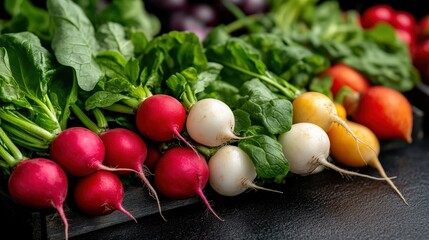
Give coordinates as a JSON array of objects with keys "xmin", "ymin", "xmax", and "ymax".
[{"xmin": 358, "ymin": 4, "xmax": 429, "ymax": 84}]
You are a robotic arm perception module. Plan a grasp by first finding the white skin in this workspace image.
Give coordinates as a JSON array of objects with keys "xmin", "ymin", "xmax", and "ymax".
[{"xmin": 186, "ymin": 98, "xmax": 238, "ymax": 147}]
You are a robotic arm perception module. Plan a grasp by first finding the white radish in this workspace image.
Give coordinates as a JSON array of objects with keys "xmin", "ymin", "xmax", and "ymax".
[
  {"xmin": 277, "ymin": 122, "xmax": 392, "ymax": 180},
  {"xmin": 208, "ymin": 145, "xmax": 282, "ymax": 196},
  {"xmin": 186, "ymin": 98, "xmax": 241, "ymax": 147}
]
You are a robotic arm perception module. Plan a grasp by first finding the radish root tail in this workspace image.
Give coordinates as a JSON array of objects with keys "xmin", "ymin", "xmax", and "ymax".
[
  {"xmin": 370, "ymin": 158, "xmax": 408, "ymax": 205},
  {"xmin": 319, "ymin": 159, "xmax": 396, "ymax": 181},
  {"xmin": 138, "ymin": 172, "xmax": 167, "ymax": 221},
  {"xmin": 195, "ymin": 187, "xmax": 224, "ymax": 221},
  {"xmin": 243, "ymin": 179, "xmax": 283, "ymax": 194},
  {"xmin": 54, "ymin": 203, "xmax": 69, "ymax": 240}
]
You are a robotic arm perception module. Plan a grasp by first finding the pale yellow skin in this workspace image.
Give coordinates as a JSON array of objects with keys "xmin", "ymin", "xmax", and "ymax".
[
  {"xmin": 328, "ymin": 121, "xmax": 380, "ymax": 168},
  {"xmin": 292, "ymin": 92, "xmax": 338, "ymax": 132}
]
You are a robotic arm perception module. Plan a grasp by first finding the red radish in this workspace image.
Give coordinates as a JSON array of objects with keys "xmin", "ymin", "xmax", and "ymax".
[
  {"xmin": 413, "ymin": 39, "xmax": 429, "ymax": 84},
  {"xmin": 73, "ymin": 170, "xmax": 136, "ymax": 221},
  {"xmin": 396, "ymin": 28, "xmax": 415, "ymax": 45},
  {"xmin": 136, "ymin": 94, "xmax": 194, "ymax": 149},
  {"xmin": 144, "ymin": 142, "xmax": 162, "ymax": 173},
  {"xmin": 345, "ymin": 86, "xmax": 413, "ymax": 143},
  {"xmin": 360, "ymin": 4, "xmax": 395, "ymax": 29},
  {"xmin": 100, "ymin": 128, "xmax": 165, "ymax": 220},
  {"xmin": 8, "ymin": 158, "xmax": 69, "ymax": 239},
  {"xmin": 320, "ymin": 63, "xmax": 370, "ymax": 97},
  {"xmin": 50, "ymin": 127, "xmax": 136, "ymax": 177},
  {"xmin": 417, "ymin": 15, "xmax": 429, "ymax": 42},
  {"xmin": 154, "ymin": 147, "xmax": 222, "ymax": 220},
  {"xmin": 391, "ymin": 11, "xmax": 416, "ymax": 33}
]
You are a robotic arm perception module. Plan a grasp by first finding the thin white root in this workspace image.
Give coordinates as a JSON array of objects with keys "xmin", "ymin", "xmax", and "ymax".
[
  {"xmin": 370, "ymin": 158, "xmax": 408, "ymax": 205},
  {"xmin": 243, "ymin": 179, "xmax": 283, "ymax": 194},
  {"xmin": 319, "ymin": 159, "xmax": 396, "ymax": 181}
]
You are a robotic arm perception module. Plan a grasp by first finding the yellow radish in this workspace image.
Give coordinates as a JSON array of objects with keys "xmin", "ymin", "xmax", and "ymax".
[{"xmin": 327, "ymin": 120, "xmax": 408, "ymax": 204}]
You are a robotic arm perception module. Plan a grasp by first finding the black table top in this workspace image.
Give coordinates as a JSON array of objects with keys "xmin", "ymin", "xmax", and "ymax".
[{"xmin": 68, "ymin": 136, "xmax": 429, "ymax": 240}]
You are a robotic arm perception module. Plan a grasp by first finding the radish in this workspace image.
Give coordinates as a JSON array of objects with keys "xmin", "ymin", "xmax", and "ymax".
[
  {"xmin": 100, "ymin": 128, "xmax": 165, "ymax": 220},
  {"xmin": 345, "ymin": 86, "xmax": 413, "ymax": 143},
  {"xmin": 154, "ymin": 147, "xmax": 222, "ymax": 220},
  {"xmin": 8, "ymin": 158, "xmax": 69, "ymax": 240},
  {"xmin": 328, "ymin": 120, "xmax": 407, "ymax": 204},
  {"xmin": 208, "ymin": 145, "xmax": 282, "ymax": 196},
  {"xmin": 292, "ymin": 91, "xmax": 376, "ymax": 160},
  {"xmin": 144, "ymin": 142, "xmax": 162, "ymax": 173},
  {"xmin": 49, "ymin": 127, "xmax": 136, "ymax": 177},
  {"xmin": 73, "ymin": 170, "xmax": 137, "ymax": 221},
  {"xmin": 293, "ymin": 91, "xmax": 351, "ymax": 133},
  {"xmin": 277, "ymin": 122, "xmax": 392, "ymax": 180},
  {"xmin": 186, "ymin": 98, "xmax": 242, "ymax": 147},
  {"xmin": 136, "ymin": 94, "xmax": 193, "ymax": 148}
]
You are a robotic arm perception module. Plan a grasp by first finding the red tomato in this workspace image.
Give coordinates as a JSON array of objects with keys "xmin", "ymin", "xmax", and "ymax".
[
  {"xmin": 360, "ymin": 4, "xmax": 395, "ymax": 29},
  {"xmin": 320, "ymin": 63, "xmax": 370, "ymax": 97},
  {"xmin": 391, "ymin": 11, "xmax": 416, "ymax": 33}
]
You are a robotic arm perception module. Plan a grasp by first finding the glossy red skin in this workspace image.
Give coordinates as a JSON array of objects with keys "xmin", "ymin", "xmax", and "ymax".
[
  {"xmin": 100, "ymin": 128, "xmax": 147, "ymax": 175},
  {"xmin": 391, "ymin": 10, "xmax": 416, "ymax": 33},
  {"xmin": 50, "ymin": 127, "xmax": 105, "ymax": 177},
  {"xmin": 143, "ymin": 142, "xmax": 162, "ymax": 172},
  {"xmin": 73, "ymin": 170, "xmax": 125, "ymax": 216},
  {"xmin": 136, "ymin": 94, "xmax": 186, "ymax": 142},
  {"xmin": 413, "ymin": 39, "xmax": 429, "ymax": 84},
  {"xmin": 417, "ymin": 15, "xmax": 429, "ymax": 42},
  {"xmin": 395, "ymin": 28, "xmax": 416, "ymax": 53},
  {"xmin": 360, "ymin": 4, "xmax": 395, "ymax": 29},
  {"xmin": 352, "ymin": 86, "xmax": 413, "ymax": 143},
  {"xmin": 321, "ymin": 63, "xmax": 370, "ymax": 97},
  {"xmin": 8, "ymin": 158, "xmax": 68, "ymax": 209},
  {"xmin": 154, "ymin": 147, "xmax": 208, "ymax": 199}
]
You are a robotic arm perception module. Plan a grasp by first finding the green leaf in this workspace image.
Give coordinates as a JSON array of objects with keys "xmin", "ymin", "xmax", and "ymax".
[
  {"xmin": 85, "ymin": 91, "xmax": 130, "ymax": 110},
  {"xmin": 96, "ymin": 50, "xmax": 127, "ymax": 80},
  {"xmin": 239, "ymin": 135, "xmax": 289, "ymax": 179},
  {"xmin": 0, "ymin": 47, "xmax": 32, "ymax": 109},
  {"xmin": 192, "ymin": 62, "xmax": 223, "ymax": 95},
  {"xmin": 48, "ymin": 66, "xmax": 78, "ymax": 130},
  {"xmin": 97, "ymin": 0, "xmax": 160, "ymax": 39},
  {"xmin": 3, "ymin": 0, "xmax": 50, "ymax": 41},
  {"xmin": 48, "ymin": 0, "xmax": 103, "ymax": 91},
  {"xmin": 96, "ymin": 22, "xmax": 134, "ymax": 59}
]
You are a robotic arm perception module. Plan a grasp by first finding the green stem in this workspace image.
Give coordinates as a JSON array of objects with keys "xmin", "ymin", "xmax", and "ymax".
[
  {"xmin": 0, "ymin": 108, "xmax": 56, "ymax": 143},
  {"xmin": 2, "ymin": 122, "xmax": 50, "ymax": 150},
  {"xmin": 224, "ymin": 14, "xmax": 263, "ymax": 34},
  {"xmin": 7, "ymin": 135, "xmax": 49, "ymax": 151},
  {"xmin": 121, "ymin": 98, "xmax": 141, "ymax": 111},
  {"xmin": 220, "ymin": 61, "xmax": 300, "ymax": 100},
  {"xmin": 31, "ymin": 95, "xmax": 61, "ymax": 134},
  {"xmin": 70, "ymin": 104, "xmax": 102, "ymax": 135},
  {"xmin": 182, "ymin": 85, "xmax": 198, "ymax": 111},
  {"xmin": 195, "ymin": 144, "xmax": 219, "ymax": 159},
  {"xmin": 92, "ymin": 108, "xmax": 108, "ymax": 129},
  {"xmin": 0, "ymin": 144, "xmax": 17, "ymax": 168},
  {"xmin": 0, "ymin": 127, "xmax": 24, "ymax": 168},
  {"xmin": 102, "ymin": 103, "xmax": 136, "ymax": 115},
  {"xmin": 221, "ymin": 0, "xmax": 259, "ymax": 33},
  {"xmin": 0, "ymin": 127, "xmax": 23, "ymax": 162}
]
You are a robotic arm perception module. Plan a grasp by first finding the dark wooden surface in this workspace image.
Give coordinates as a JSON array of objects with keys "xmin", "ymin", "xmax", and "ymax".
[{"xmin": 68, "ymin": 134, "xmax": 429, "ymax": 240}]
